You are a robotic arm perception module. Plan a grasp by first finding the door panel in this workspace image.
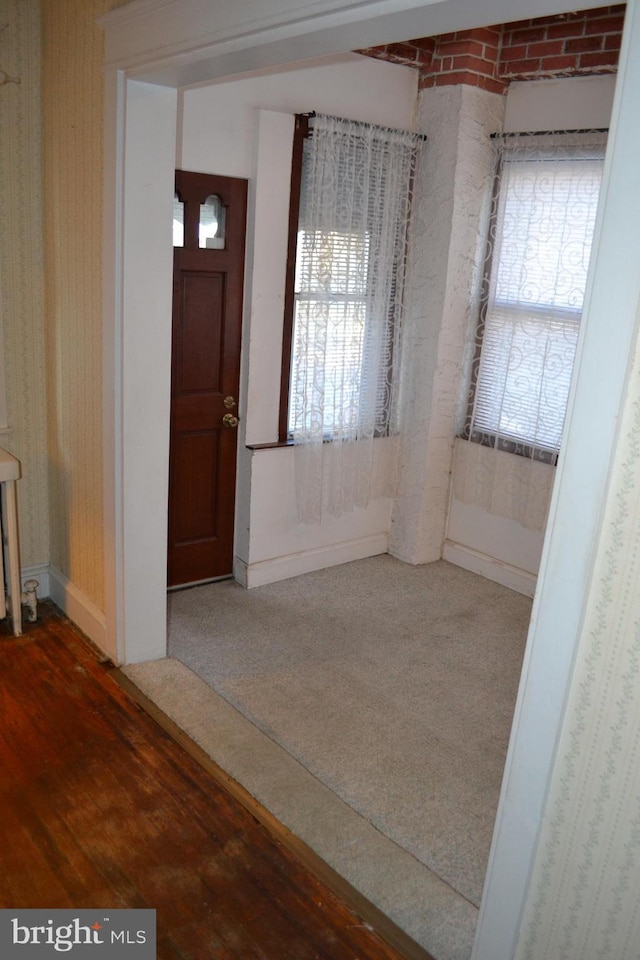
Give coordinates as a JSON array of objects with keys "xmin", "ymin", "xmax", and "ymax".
[
  {"xmin": 168, "ymin": 171, "xmax": 248, "ymax": 588},
  {"xmin": 178, "ymin": 273, "xmax": 224, "ymax": 393},
  {"xmin": 171, "ymin": 432, "xmax": 220, "ymax": 541}
]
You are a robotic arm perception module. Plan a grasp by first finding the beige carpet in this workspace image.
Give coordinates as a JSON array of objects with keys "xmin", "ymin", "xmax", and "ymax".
[{"xmin": 125, "ymin": 556, "xmax": 531, "ymax": 960}]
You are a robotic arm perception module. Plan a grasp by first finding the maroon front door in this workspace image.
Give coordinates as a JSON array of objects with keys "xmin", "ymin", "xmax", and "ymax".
[{"xmin": 168, "ymin": 170, "xmax": 248, "ymax": 588}]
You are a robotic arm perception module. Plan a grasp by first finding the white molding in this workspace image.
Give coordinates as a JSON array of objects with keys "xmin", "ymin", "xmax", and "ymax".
[
  {"xmin": 233, "ymin": 557, "xmax": 249, "ymax": 588},
  {"xmin": 102, "ymin": 68, "xmax": 126, "ymax": 666},
  {"xmin": 245, "ymin": 533, "xmax": 388, "ymax": 588},
  {"xmin": 20, "ymin": 562, "xmax": 110, "ymax": 659},
  {"xmin": 48, "ymin": 566, "xmax": 108, "ymax": 655},
  {"xmin": 98, "ymin": 0, "xmax": 432, "ymax": 71},
  {"xmin": 104, "ymin": 79, "xmax": 177, "ymax": 668},
  {"xmin": 443, "ymin": 541, "xmax": 537, "ymax": 598},
  {"xmin": 98, "ymin": 0, "xmax": 604, "ymax": 87}
]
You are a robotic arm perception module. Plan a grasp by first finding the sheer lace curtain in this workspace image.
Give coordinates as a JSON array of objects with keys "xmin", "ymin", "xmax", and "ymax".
[
  {"xmin": 289, "ymin": 113, "xmax": 422, "ymax": 524},
  {"xmin": 456, "ymin": 130, "xmax": 607, "ymax": 529}
]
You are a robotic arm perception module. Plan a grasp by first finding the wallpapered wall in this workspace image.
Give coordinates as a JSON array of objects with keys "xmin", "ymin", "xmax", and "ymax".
[
  {"xmin": 40, "ymin": 0, "xmax": 126, "ymax": 610},
  {"xmin": 0, "ymin": 0, "xmax": 49, "ymax": 572},
  {"xmin": 515, "ymin": 308, "xmax": 640, "ymax": 957},
  {"xmin": 0, "ymin": 0, "xmax": 127, "ymax": 611}
]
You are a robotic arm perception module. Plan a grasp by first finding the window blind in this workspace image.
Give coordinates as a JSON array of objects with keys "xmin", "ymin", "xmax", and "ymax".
[{"xmin": 469, "ymin": 132, "xmax": 606, "ymax": 460}]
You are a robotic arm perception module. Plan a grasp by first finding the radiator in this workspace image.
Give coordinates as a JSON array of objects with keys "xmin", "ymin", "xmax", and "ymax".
[{"xmin": 0, "ymin": 447, "xmax": 23, "ymax": 635}]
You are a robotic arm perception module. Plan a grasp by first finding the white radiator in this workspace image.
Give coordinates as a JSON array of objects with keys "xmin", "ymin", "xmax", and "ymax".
[{"xmin": 0, "ymin": 447, "xmax": 23, "ymax": 635}]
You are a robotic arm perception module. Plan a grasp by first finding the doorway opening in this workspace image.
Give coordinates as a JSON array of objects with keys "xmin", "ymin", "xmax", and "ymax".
[
  {"xmin": 155, "ymin": 16, "xmax": 618, "ymax": 958},
  {"xmin": 104, "ymin": 1, "xmax": 632, "ymax": 960}
]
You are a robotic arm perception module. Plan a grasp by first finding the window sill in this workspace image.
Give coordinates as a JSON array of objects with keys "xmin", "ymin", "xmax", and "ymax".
[
  {"xmin": 246, "ymin": 440, "xmax": 294, "ymax": 451},
  {"xmin": 247, "ymin": 433, "xmax": 393, "ymax": 450}
]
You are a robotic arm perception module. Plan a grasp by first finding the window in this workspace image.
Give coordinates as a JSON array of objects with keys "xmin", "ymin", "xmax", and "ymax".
[
  {"xmin": 199, "ymin": 194, "xmax": 226, "ymax": 249},
  {"xmin": 279, "ymin": 114, "xmax": 422, "ymax": 447},
  {"xmin": 291, "ymin": 222, "xmax": 371, "ymax": 436},
  {"xmin": 465, "ymin": 130, "xmax": 607, "ymax": 463}
]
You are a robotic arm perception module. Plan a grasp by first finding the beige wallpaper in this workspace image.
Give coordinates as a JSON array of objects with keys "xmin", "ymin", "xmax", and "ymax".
[
  {"xmin": 0, "ymin": 0, "xmax": 129, "ymax": 609},
  {"xmin": 41, "ymin": 0, "xmax": 126, "ymax": 611},
  {"xmin": 515, "ymin": 306, "xmax": 640, "ymax": 957},
  {"xmin": 0, "ymin": 0, "xmax": 49, "ymax": 571}
]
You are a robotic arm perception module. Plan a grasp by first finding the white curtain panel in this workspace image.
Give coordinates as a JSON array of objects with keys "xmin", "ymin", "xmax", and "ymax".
[
  {"xmin": 289, "ymin": 113, "xmax": 422, "ymax": 524},
  {"xmin": 452, "ymin": 437, "xmax": 556, "ymax": 532},
  {"xmin": 459, "ymin": 130, "xmax": 607, "ymax": 528}
]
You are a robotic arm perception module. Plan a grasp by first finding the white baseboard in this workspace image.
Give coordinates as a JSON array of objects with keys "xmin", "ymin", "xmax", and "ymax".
[
  {"xmin": 233, "ymin": 557, "xmax": 248, "ymax": 587},
  {"xmin": 244, "ymin": 533, "xmax": 389, "ymax": 588},
  {"xmin": 21, "ymin": 563, "xmax": 51, "ymax": 601},
  {"xmin": 443, "ymin": 540, "xmax": 537, "ymax": 598},
  {"xmin": 48, "ymin": 565, "xmax": 107, "ymax": 651}
]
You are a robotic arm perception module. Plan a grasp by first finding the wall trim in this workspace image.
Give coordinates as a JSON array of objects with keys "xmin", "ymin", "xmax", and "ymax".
[
  {"xmin": 48, "ymin": 565, "xmax": 108, "ymax": 654},
  {"xmin": 244, "ymin": 533, "xmax": 389, "ymax": 588},
  {"xmin": 443, "ymin": 540, "xmax": 537, "ymax": 598},
  {"xmin": 99, "ymin": 0, "xmax": 603, "ymax": 87},
  {"xmin": 233, "ymin": 557, "xmax": 249, "ymax": 587}
]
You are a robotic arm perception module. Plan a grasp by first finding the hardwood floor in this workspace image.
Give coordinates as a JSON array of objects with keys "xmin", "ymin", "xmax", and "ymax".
[{"xmin": 0, "ymin": 605, "xmax": 431, "ymax": 960}]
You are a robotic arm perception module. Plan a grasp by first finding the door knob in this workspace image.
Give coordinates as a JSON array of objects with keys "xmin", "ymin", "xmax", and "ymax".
[
  {"xmin": 223, "ymin": 396, "xmax": 237, "ymax": 409},
  {"xmin": 222, "ymin": 413, "xmax": 239, "ymax": 428}
]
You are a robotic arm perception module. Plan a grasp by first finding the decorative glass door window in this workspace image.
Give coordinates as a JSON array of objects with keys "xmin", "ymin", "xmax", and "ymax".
[{"xmin": 199, "ymin": 195, "xmax": 226, "ymax": 249}]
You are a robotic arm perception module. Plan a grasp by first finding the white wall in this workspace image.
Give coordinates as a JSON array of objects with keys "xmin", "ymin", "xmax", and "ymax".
[
  {"xmin": 445, "ymin": 440, "xmax": 554, "ymax": 597},
  {"xmin": 180, "ymin": 54, "xmax": 416, "ymax": 585},
  {"xmin": 444, "ymin": 74, "xmax": 616, "ymax": 595},
  {"xmin": 179, "ymin": 62, "xmax": 617, "ymax": 593},
  {"xmin": 504, "ymin": 73, "xmax": 617, "ymax": 133},
  {"xmin": 104, "ymin": 78, "xmax": 178, "ymax": 663}
]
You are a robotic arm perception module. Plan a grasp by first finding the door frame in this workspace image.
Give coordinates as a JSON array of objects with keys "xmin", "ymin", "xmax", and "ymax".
[{"xmin": 101, "ymin": 2, "xmax": 640, "ymax": 958}]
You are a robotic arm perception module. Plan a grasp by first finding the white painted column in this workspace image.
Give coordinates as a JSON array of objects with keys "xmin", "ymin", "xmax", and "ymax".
[
  {"xmin": 389, "ymin": 83, "xmax": 505, "ymax": 565},
  {"xmin": 103, "ymin": 78, "xmax": 177, "ymax": 664}
]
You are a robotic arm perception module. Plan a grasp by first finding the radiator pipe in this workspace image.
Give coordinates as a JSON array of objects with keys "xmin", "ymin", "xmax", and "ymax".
[{"xmin": 21, "ymin": 579, "xmax": 39, "ymax": 622}]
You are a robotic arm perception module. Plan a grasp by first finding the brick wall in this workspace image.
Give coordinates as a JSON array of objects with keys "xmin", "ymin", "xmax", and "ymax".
[
  {"xmin": 357, "ymin": 5, "xmax": 625, "ymax": 93},
  {"xmin": 417, "ymin": 26, "xmax": 504, "ymax": 93}
]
